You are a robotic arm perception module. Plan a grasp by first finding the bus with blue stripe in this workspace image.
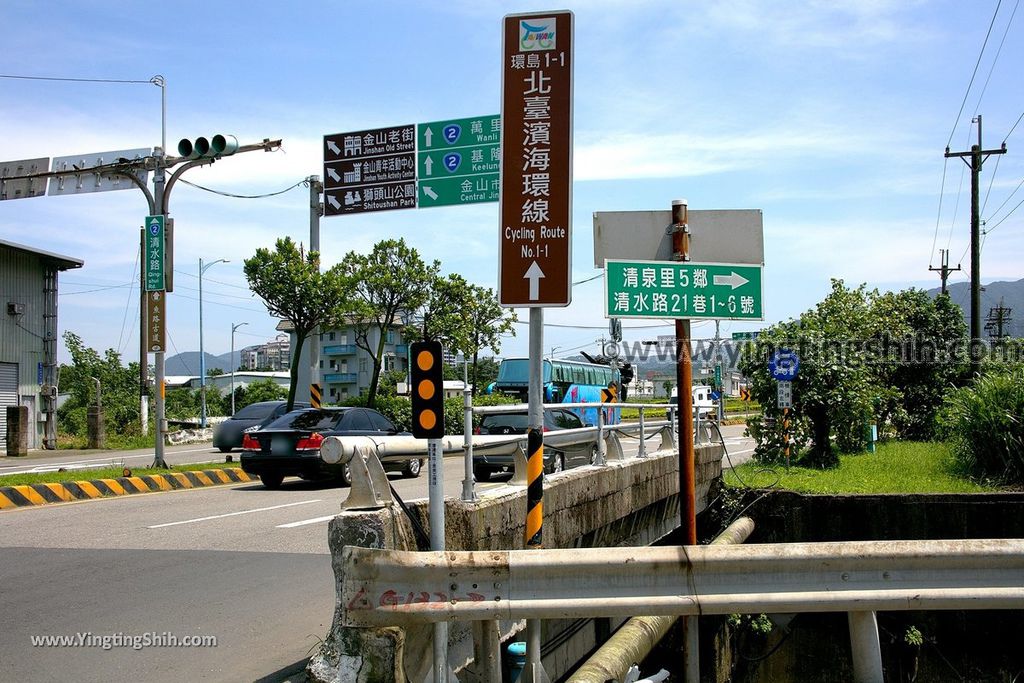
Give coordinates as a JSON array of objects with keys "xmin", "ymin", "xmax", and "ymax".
[{"xmin": 491, "ymin": 358, "xmax": 621, "ymax": 425}]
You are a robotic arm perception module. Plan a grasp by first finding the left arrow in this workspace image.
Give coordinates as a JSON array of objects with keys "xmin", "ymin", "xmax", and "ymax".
[
  {"xmin": 422, "ymin": 186, "xmax": 438, "ymax": 201},
  {"xmin": 524, "ymin": 261, "xmax": 545, "ymax": 301},
  {"xmin": 327, "ymin": 141, "xmax": 341, "ymax": 156},
  {"xmin": 327, "ymin": 195, "xmax": 341, "ymax": 210}
]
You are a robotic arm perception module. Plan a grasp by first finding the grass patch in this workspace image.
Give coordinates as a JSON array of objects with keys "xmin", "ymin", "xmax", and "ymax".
[
  {"xmin": 724, "ymin": 441, "xmax": 999, "ymax": 494},
  {"xmin": 0, "ymin": 461, "xmax": 238, "ymax": 488}
]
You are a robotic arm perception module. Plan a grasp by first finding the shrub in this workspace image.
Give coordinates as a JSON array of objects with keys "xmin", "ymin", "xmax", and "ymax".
[{"xmin": 936, "ymin": 367, "xmax": 1024, "ymax": 484}]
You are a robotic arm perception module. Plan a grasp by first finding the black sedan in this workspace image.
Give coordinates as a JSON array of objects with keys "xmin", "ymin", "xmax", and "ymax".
[
  {"xmin": 212, "ymin": 400, "xmax": 309, "ymax": 452},
  {"xmin": 472, "ymin": 408, "xmax": 599, "ymax": 481},
  {"xmin": 240, "ymin": 407, "xmax": 423, "ymax": 489}
]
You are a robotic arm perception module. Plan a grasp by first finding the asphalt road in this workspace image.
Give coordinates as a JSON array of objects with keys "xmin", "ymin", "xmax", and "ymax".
[{"xmin": 0, "ymin": 424, "xmax": 754, "ymax": 682}]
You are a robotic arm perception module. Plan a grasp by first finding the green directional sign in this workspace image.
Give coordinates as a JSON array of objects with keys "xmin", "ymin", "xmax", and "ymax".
[
  {"xmin": 605, "ymin": 259, "xmax": 763, "ymax": 321},
  {"xmin": 144, "ymin": 215, "xmax": 165, "ymax": 291},
  {"xmin": 732, "ymin": 331, "xmax": 761, "ymax": 341},
  {"xmin": 417, "ymin": 115, "xmax": 500, "ymax": 208},
  {"xmin": 419, "ymin": 174, "xmax": 499, "ymax": 207}
]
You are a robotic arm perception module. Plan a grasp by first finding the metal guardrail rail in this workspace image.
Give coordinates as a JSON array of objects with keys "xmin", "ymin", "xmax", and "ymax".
[{"xmin": 339, "ymin": 539, "xmax": 1024, "ymax": 627}]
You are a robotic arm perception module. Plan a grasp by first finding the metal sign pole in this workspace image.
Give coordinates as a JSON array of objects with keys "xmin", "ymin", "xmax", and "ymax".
[
  {"xmin": 428, "ymin": 436, "xmax": 448, "ymax": 681},
  {"xmin": 525, "ymin": 307, "xmax": 547, "ymax": 681}
]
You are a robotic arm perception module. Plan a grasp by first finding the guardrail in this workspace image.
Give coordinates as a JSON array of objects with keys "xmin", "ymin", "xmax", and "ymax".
[{"xmin": 339, "ymin": 538, "xmax": 1024, "ymax": 626}]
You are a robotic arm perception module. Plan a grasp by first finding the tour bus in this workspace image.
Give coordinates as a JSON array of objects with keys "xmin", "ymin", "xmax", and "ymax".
[{"xmin": 491, "ymin": 357, "xmax": 621, "ymax": 425}]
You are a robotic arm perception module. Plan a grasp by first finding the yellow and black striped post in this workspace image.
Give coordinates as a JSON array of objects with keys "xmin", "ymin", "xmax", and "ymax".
[
  {"xmin": 525, "ymin": 427, "xmax": 544, "ymax": 548},
  {"xmin": 310, "ymin": 383, "xmax": 322, "ymax": 408}
]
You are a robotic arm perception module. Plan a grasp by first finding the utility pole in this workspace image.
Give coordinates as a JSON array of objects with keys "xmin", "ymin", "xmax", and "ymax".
[
  {"xmin": 945, "ymin": 114, "xmax": 1007, "ymax": 375},
  {"xmin": 928, "ymin": 248, "xmax": 961, "ymax": 295},
  {"xmin": 984, "ymin": 298, "xmax": 1012, "ymax": 347}
]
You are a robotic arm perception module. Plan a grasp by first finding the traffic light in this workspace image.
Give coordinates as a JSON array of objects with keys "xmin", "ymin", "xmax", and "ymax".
[
  {"xmin": 410, "ymin": 340, "xmax": 444, "ymax": 439},
  {"xmin": 177, "ymin": 134, "xmax": 239, "ymax": 160}
]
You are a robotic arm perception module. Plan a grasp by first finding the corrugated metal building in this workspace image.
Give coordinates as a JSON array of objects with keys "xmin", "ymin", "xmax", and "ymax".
[{"xmin": 0, "ymin": 239, "xmax": 83, "ymax": 450}]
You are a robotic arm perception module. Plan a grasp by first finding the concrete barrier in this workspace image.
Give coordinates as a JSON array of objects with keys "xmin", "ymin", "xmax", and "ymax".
[{"xmin": 307, "ymin": 442, "xmax": 724, "ymax": 682}]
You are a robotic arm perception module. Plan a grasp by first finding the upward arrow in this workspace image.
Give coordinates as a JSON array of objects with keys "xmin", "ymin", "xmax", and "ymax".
[
  {"xmin": 424, "ymin": 128, "xmax": 433, "ymax": 148},
  {"xmin": 327, "ymin": 141, "xmax": 341, "ymax": 156},
  {"xmin": 524, "ymin": 261, "xmax": 545, "ymax": 301},
  {"xmin": 424, "ymin": 156, "xmax": 433, "ymax": 176}
]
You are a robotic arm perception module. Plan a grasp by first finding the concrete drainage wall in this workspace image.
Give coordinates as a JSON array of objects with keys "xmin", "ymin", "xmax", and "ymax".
[
  {"xmin": 698, "ymin": 490, "xmax": 1024, "ymax": 682},
  {"xmin": 307, "ymin": 443, "xmax": 723, "ymax": 683}
]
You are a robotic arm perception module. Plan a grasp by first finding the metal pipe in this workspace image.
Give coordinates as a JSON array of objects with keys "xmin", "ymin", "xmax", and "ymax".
[
  {"xmin": 566, "ymin": 517, "xmax": 755, "ymax": 683},
  {"xmin": 848, "ymin": 611, "xmax": 884, "ymax": 683}
]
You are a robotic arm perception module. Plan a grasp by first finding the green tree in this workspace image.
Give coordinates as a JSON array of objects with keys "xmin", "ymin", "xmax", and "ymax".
[
  {"xmin": 57, "ymin": 332, "xmax": 140, "ymax": 435},
  {"xmin": 869, "ymin": 289, "xmax": 968, "ymax": 439},
  {"xmin": 340, "ymin": 238, "xmax": 438, "ymax": 408},
  {"xmin": 741, "ymin": 281, "xmax": 877, "ymax": 468},
  {"xmin": 244, "ymin": 237, "xmax": 354, "ymax": 411},
  {"xmin": 423, "ymin": 276, "xmax": 516, "ymax": 396}
]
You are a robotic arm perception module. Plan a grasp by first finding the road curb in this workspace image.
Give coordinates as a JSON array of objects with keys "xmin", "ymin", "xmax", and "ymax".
[{"xmin": 0, "ymin": 467, "xmax": 257, "ymax": 510}]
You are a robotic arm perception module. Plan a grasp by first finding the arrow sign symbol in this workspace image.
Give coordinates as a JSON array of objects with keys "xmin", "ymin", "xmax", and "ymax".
[
  {"xmin": 422, "ymin": 186, "xmax": 438, "ymax": 201},
  {"xmin": 327, "ymin": 168, "xmax": 341, "ymax": 182},
  {"xmin": 524, "ymin": 261, "xmax": 545, "ymax": 301},
  {"xmin": 327, "ymin": 141, "xmax": 341, "ymax": 156},
  {"xmin": 712, "ymin": 271, "xmax": 749, "ymax": 290},
  {"xmin": 424, "ymin": 156, "xmax": 433, "ymax": 176},
  {"xmin": 424, "ymin": 128, "xmax": 433, "ymax": 148},
  {"xmin": 327, "ymin": 195, "xmax": 341, "ymax": 210}
]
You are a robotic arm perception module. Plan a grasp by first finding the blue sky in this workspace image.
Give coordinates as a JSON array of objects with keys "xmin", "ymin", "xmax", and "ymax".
[{"xmin": 1, "ymin": 1, "xmax": 1021, "ymax": 368}]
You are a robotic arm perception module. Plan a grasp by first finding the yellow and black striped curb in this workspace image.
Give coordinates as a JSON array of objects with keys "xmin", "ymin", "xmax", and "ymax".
[{"xmin": 0, "ymin": 468, "xmax": 258, "ymax": 510}]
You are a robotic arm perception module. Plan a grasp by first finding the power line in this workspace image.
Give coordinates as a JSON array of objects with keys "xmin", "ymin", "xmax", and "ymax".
[
  {"xmin": 1005, "ymin": 110, "xmax": 1024, "ymax": 143},
  {"xmin": 984, "ymin": 194, "xmax": 1024, "ymax": 234},
  {"xmin": 984, "ymin": 176, "xmax": 1024, "ymax": 223},
  {"xmin": 177, "ymin": 177, "xmax": 306, "ymax": 200},
  {"xmin": 116, "ymin": 241, "xmax": 141, "ymax": 354},
  {"xmin": 0, "ymin": 73, "xmax": 157, "ymax": 85},
  {"xmin": 971, "ymin": 0, "xmax": 1019, "ymax": 116},
  {"xmin": 946, "ymin": 0, "xmax": 1003, "ymax": 148}
]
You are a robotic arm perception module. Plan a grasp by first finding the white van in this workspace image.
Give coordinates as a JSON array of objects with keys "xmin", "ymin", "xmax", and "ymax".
[{"xmin": 669, "ymin": 385, "xmax": 717, "ymax": 418}]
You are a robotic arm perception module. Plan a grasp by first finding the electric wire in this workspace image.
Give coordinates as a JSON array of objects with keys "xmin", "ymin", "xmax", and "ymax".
[
  {"xmin": 971, "ymin": 0, "xmax": 1019, "ymax": 117},
  {"xmin": 116, "ymin": 242, "xmax": 141, "ymax": 354},
  {"xmin": 165, "ymin": 330, "xmax": 194, "ymax": 376},
  {"xmin": 1005, "ymin": 110, "xmax": 1024, "ymax": 143},
  {"xmin": 177, "ymin": 177, "xmax": 306, "ymax": 200},
  {"xmin": 0, "ymin": 73, "xmax": 157, "ymax": 85},
  {"xmin": 984, "ymin": 193, "xmax": 1024, "ymax": 235},
  {"xmin": 945, "ymin": 0, "xmax": 1003, "ymax": 149}
]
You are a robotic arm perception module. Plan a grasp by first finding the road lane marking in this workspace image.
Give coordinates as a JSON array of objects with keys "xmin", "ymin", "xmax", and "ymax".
[
  {"xmin": 148, "ymin": 500, "xmax": 323, "ymax": 528},
  {"xmin": 276, "ymin": 514, "xmax": 337, "ymax": 529}
]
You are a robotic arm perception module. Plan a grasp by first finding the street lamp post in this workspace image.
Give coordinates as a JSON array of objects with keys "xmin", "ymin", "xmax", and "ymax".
[
  {"xmin": 199, "ymin": 258, "xmax": 229, "ymax": 428},
  {"xmin": 230, "ymin": 322, "xmax": 249, "ymax": 415}
]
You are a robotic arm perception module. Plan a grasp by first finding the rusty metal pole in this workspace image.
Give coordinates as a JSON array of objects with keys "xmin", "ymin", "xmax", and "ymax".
[
  {"xmin": 671, "ymin": 198, "xmax": 696, "ymax": 543},
  {"xmin": 672, "ymin": 198, "xmax": 699, "ymax": 683}
]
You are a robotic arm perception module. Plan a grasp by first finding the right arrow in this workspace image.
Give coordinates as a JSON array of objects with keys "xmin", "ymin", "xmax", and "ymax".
[
  {"xmin": 524, "ymin": 261, "xmax": 545, "ymax": 301},
  {"xmin": 712, "ymin": 271, "xmax": 749, "ymax": 290}
]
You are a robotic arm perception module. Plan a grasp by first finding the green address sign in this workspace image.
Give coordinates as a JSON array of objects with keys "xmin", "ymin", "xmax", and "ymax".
[{"xmin": 605, "ymin": 259, "xmax": 763, "ymax": 321}]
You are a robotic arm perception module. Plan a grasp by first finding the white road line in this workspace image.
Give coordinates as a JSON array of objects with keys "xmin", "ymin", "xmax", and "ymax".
[
  {"xmin": 276, "ymin": 514, "xmax": 337, "ymax": 529},
  {"xmin": 147, "ymin": 500, "xmax": 323, "ymax": 529}
]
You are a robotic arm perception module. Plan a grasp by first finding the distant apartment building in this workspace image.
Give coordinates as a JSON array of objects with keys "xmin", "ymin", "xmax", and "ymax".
[
  {"xmin": 241, "ymin": 334, "xmax": 291, "ymax": 371},
  {"xmin": 277, "ymin": 319, "xmax": 411, "ymax": 404},
  {"xmin": 317, "ymin": 323, "xmax": 409, "ymax": 402}
]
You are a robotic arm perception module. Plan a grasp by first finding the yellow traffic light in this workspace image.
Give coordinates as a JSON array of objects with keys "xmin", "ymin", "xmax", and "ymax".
[{"xmin": 410, "ymin": 341, "xmax": 444, "ymax": 438}]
